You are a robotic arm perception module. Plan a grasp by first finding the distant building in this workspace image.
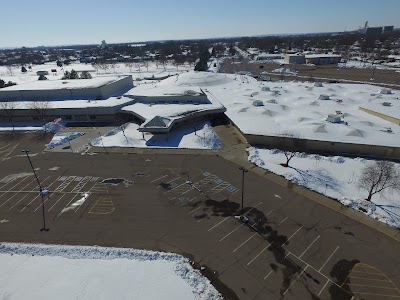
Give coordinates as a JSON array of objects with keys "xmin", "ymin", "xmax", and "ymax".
[
  {"xmin": 36, "ymin": 70, "xmax": 49, "ymax": 76},
  {"xmin": 101, "ymin": 40, "xmax": 107, "ymax": 49},
  {"xmin": 305, "ymin": 54, "xmax": 341, "ymax": 65},
  {"xmin": 284, "ymin": 54, "xmax": 305, "ymax": 64}
]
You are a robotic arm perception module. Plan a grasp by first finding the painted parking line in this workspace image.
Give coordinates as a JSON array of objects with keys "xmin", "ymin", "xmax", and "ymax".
[
  {"xmin": 247, "ymin": 243, "xmax": 271, "ymax": 266},
  {"xmin": 299, "ymin": 235, "xmax": 320, "ymax": 259},
  {"xmin": 188, "ymin": 204, "xmax": 204, "ymax": 215},
  {"xmin": 284, "ymin": 226, "xmax": 304, "ymax": 244},
  {"xmin": 319, "ymin": 246, "xmax": 339, "ymax": 272},
  {"xmin": 150, "ymin": 175, "xmax": 168, "ymax": 183},
  {"xmin": 264, "ymin": 270, "xmax": 273, "ymax": 280},
  {"xmin": 20, "ymin": 194, "xmax": 40, "ymax": 212},
  {"xmin": 180, "ymin": 196, "xmax": 197, "ymax": 207},
  {"xmin": 53, "ymin": 176, "xmax": 76, "ymax": 192},
  {"xmin": 47, "ymin": 194, "xmax": 67, "ymax": 212},
  {"xmin": 8, "ymin": 193, "xmax": 30, "ymax": 210},
  {"xmin": 233, "ymin": 233, "xmax": 257, "ymax": 253},
  {"xmin": 318, "ymin": 279, "xmax": 330, "ymax": 297},
  {"xmin": 220, "ymin": 222, "xmax": 246, "ymax": 242},
  {"xmin": 283, "ymin": 266, "xmax": 308, "ymax": 295},
  {"xmin": 0, "ymin": 177, "xmax": 38, "ymax": 208},
  {"xmin": 157, "ymin": 177, "xmax": 180, "ymax": 188},
  {"xmin": 0, "ymin": 175, "xmax": 32, "ymax": 196},
  {"xmin": 208, "ymin": 217, "xmax": 230, "ymax": 232}
]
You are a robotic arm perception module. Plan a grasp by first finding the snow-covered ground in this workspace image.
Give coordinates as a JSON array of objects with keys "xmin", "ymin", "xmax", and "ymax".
[
  {"xmin": 91, "ymin": 121, "xmax": 221, "ymax": 150},
  {"xmin": 0, "ymin": 61, "xmax": 192, "ymax": 86},
  {"xmin": 0, "ymin": 243, "xmax": 222, "ymax": 300},
  {"xmin": 248, "ymin": 147, "xmax": 400, "ymax": 228},
  {"xmin": 0, "ymin": 122, "xmax": 44, "ymax": 132},
  {"xmin": 47, "ymin": 132, "xmax": 84, "ymax": 149}
]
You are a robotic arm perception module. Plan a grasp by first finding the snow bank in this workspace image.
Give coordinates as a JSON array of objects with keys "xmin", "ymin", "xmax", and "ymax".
[
  {"xmin": 0, "ymin": 243, "xmax": 222, "ymax": 300},
  {"xmin": 248, "ymin": 147, "xmax": 400, "ymax": 228},
  {"xmin": 47, "ymin": 132, "xmax": 84, "ymax": 149},
  {"xmin": 91, "ymin": 121, "xmax": 221, "ymax": 150}
]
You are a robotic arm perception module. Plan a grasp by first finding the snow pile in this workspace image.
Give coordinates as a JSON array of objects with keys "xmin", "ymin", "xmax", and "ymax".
[
  {"xmin": 248, "ymin": 147, "xmax": 400, "ymax": 228},
  {"xmin": 196, "ymin": 124, "xmax": 221, "ymax": 149},
  {"xmin": 47, "ymin": 132, "xmax": 84, "ymax": 149},
  {"xmin": 0, "ymin": 243, "xmax": 222, "ymax": 300},
  {"xmin": 0, "ymin": 122, "xmax": 45, "ymax": 132},
  {"xmin": 91, "ymin": 121, "xmax": 221, "ymax": 150},
  {"xmin": 44, "ymin": 120, "xmax": 65, "ymax": 133},
  {"xmin": 272, "ymin": 68, "xmax": 298, "ymax": 74}
]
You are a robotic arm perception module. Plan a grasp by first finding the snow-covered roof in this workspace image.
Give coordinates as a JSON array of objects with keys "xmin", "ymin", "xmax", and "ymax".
[
  {"xmin": 2, "ymin": 97, "xmax": 135, "ymax": 109},
  {"xmin": 0, "ymin": 76, "xmax": 123, "ymax": 91},
  {"xmin": 360, "ymin": 101, "xmax": 400, "ymax": 120},
  {"xmin": 305, "ymin": 54, "xmax": 341, "ymax": 58}
]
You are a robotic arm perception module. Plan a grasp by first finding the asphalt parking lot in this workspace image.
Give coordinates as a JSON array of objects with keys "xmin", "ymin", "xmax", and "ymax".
[{"xmin": 0, "ymin": 133, "xmax": 400, "ymax": 300}]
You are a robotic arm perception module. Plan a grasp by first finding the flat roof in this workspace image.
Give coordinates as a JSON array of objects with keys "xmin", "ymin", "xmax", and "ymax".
[
  {"xmin": 305, "ymin": 54, "xmax": 342, "ymax": 58},
  {"xmin": 0, "ymin": 76, "xmax": 124, "ymax": 91}
]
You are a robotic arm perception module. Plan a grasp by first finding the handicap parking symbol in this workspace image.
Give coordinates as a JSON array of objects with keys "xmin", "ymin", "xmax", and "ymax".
[{"xmin": 227, "ymin": 186, "xmax": 237, "ymax": 193}]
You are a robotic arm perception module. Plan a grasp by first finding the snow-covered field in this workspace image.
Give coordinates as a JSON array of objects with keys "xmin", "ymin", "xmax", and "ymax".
[
  {"xmin": 248, "ymin": 147, "xmax": 400, "ymax": 228},
  {"xmin": 91, "ymin": 121, "xmax": 221, "ymax": 150},
  {"xmin": 0, "ymin": 243, "xmax": 222, "ymax": 300},
  {"xmin": 0, "ymin": 61, "xmax": 192, "ymax": 86}
]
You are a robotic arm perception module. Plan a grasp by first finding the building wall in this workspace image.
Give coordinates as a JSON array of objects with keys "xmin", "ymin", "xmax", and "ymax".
[
  {"xmin": 305, "ymin": 56, "xmax": 341, "ymax": 65},
  {"xmin": 359, "ymin": 107, "xmax": 400, "ymax": 126},
  {"xmin": 135, "ymin": 95, "xmax": 209, "ymax": 104},
  {"xmin": 243, "ymin": 133, "xmax": 400, "ymax": 159},
  {"xmin": 100, "ymin": 75, "xmax": 133, "ymax": 98},
  {"xmin": 284, "ymin": 55, "xmax": 305, "ymax": 64}
]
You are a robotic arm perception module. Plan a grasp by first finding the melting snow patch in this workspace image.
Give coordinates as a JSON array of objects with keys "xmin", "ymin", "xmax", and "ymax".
[{"xmin": 60, "ymin": 192, "xmax": 89, "ymax": 214}]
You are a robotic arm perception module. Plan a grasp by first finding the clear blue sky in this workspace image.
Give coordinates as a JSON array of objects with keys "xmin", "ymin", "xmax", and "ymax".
[{"xmin": 2, "ymin": 0, "xmax": 400, "ymax": 48}]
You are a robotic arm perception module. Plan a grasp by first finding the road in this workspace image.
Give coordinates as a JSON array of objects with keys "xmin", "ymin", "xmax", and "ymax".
[{"xmin": 0, "ymin": 133, "xmax": 399, "ymax": 299}]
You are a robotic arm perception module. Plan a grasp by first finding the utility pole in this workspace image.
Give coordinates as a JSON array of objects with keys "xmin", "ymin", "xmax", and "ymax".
[
  {"xmin": 22, "ymin": 150, "xmax": 49, "ymax": 231},
  {"xmin": 98, "ymin": 132, "xmax": 109, "ymax": 154},
  {"xmin": 239, "ymin": 167, "xmax": 248, "ymax": 217}
]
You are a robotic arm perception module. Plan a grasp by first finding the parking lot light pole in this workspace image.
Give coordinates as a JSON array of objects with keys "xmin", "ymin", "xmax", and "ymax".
[
  {"xmin": 22, "ymin": 150, "xmax": 49, "ymax": 231},
  {"xmin": 98, "ymin": 132, "xmax": 109, "ymax": 154},
  {"xmin": 239, "ymin": 167, "xmax": 248, "ymax": 217}
]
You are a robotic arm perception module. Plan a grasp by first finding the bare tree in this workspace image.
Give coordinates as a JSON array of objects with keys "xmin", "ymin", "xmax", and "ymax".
[
  {"xmin": 142, "ymin": 60, "xmax": 150, "ymax": 72},
  {"xmin": 0, "ymin": 101, "xmax": 19, "ymax": 134},
  {"xmin": 357, "ymin": 161, "xmax": 400, "ymax": 202},
  {"xmin": 6, "ymin": 65, "xmax": 14, "ymax": 76},
  {"xmin": 29, "ymin": 101, "xmax": 52, "ymax": 133},
  {"xmin": 109, "ymin": 61, "xmax": 117, "ymax": 74},
  {"xmin": 134, "ymin": 62, "xmax": 142, "ymax": 74},
  {"xmin": 125, "ymin": 62, "xmax": 134, "ymax": 73},
  {"xmin": 278, "ymin": 131, "xmax": 306, "ymax": 167},
  {"xmin": 91, "ymin": 62, "xmax": 100, "ymax": 74}
]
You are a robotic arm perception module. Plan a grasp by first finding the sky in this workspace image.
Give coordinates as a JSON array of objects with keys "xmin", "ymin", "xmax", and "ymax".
[{"xmin": 2, "ymin": 0, "xmax": 400, "ymax": 48}]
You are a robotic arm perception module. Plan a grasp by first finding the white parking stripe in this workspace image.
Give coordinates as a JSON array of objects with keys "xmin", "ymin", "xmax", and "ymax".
[
  {"xmin": 208, "ymin": 217, "xmax": 230, "ymax": 232},
  {"xmin": 299, "ymin": 236, "xmax": 320, "ymax": 259},
  {"xmin": 318, "ymin": 279, "xmax": 330, "ymax": 297},
  {"xmin": 264, "ymin": 270, "xmax": 273, "ymax": 280},
  {"xmin": 48, "ymin": 194, "xmax": 67, "ymax": 212},
  {"xmin": 220, "ymin": 222, "xmax": 246, "ymax": 241},
  {"xmin": 188, "ymin": 205, "xmax": 204, "ymax": 215},
  {"xmin": 180, "ymin": 196, "xmax": 197, "ymax": 206},
  {"xmin": 8, "ymin": 194, "xmax": 30, "ymax": 210},
  {"xmin": 283, "ymin": 266, "xmax": 308, "ymax": 295},
  {"xmin": 247, "ymin": 243, "xmax": 271, "ymax": 266},
  {"xmin": 319, "ymin": 246, "xmax": 339, "ymax": 272},
  {"xmin": 0, "ymin": 177, "xmax": 38, "ymax": 208},
  {"xmin": 233, "ymin": 233, "xmax": 257, "ymax": 253},
  {"xmin": 285, "ymin": 226, "xmax": 303, "ymax": 243},
  {"xmin": 150, "ymin": 175, "xmax": 168, "ymax": 183}
]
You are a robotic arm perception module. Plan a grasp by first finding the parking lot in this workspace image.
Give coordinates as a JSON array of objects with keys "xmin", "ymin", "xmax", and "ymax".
[{"xmin": 0, "ymin": 134, "xmax": 399, "ymax": 299}]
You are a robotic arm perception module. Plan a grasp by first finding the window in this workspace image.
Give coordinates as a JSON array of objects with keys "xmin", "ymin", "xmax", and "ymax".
[
  {"xmin": 65, "ymin": 115, "xmax": 72, "ymax": 120},
  {"xmin": 89, "ymin": 115, "xmax": 97, "ymax": 120}
]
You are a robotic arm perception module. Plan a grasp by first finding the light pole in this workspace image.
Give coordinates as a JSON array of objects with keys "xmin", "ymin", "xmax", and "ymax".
[
  {"xmin": 239, "ymin": 167, "xmax": 248, "ymax": 217},
  {"xmin": 22, "ymin": 150, "xmax": 49, "ymax": 231},
  {"xmin": 98, "ymin": 132, "xmax": 109, "ymax": 154}
]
